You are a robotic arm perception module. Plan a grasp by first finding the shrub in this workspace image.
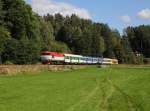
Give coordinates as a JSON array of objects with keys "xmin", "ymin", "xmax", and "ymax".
[
  {"xmin": 4, "ymin": 61, "xmax": 14, "ymax": 65},
  {"xmin": 144, "ymin": 58, "xmax": 150, "ymax": 64}
]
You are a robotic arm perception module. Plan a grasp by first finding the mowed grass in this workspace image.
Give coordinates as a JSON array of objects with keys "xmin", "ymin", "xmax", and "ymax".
[{"xmin": 0, "ymin": 66, "xmax": 150, "ymax": 111}]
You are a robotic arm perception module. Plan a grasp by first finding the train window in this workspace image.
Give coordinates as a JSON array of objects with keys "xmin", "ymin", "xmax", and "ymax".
[
  {"xmin": 65, "ymin": 56, "xmax": 70, "ymax": 59},
  {"xmin": 71, "ymin": 57, "xmax": 79, "ymax": 60},
  {"xmin": 81, "ymin": 58, "xmax": 85, "ymax": 60},
  {"xmin": 74, "ymin": 57, "xmax": 78, "ymax": 60}
]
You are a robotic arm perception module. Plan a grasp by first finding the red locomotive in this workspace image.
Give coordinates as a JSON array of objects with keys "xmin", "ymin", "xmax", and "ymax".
[{"xmin": 41, "ymin": 51, "xmax": 64, "ymax": 64}]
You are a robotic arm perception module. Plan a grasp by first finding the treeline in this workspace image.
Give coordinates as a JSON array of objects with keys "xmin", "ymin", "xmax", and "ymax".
[
  {"xmin": 0, "ymin": 0, "xmax": 149, "ymax": 64},
  {"xmin": 125, "ymin": 25, "xmax": 150, "ymax": 58}
]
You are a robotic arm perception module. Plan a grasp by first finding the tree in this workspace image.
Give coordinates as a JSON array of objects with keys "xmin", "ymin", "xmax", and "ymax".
[
  {"xmin": 1, "ymin": 0, "xmax": 44, "ymax": 64},
  {"xmin": 125, "ymin": 25, "xmax": 150, "ymax": 57},
  {"xmin": 99, "ymin": 36, "xmax": 105, "ymax": 56},
  {"xmin": 0, "ymin": 26, "xmax": 10, "ymax": 63},
  {"xmin": 0, "ymin": 0, "xmax": 4, "ymax": 24},
  {"xmin": 40, "ymin": 19, "xmax": 54, "ymax": 50},
  {"xmin": 2, "ymin": 38, "xmax": 40, "ymax": 64}
]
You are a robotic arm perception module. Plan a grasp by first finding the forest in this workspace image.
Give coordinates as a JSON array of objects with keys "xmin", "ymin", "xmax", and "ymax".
[{"xmin": 0, "ymin": 0, "xmax": 149, "ymax": 64}]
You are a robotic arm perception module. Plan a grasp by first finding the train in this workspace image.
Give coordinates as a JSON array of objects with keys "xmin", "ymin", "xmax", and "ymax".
[{"xmin": 41, "ymin": 51, "xmax": 118, "ymax": 65}]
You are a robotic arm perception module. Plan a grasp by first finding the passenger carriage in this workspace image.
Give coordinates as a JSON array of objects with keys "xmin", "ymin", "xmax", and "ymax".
[
  {"xmin": 64, "ymin": 54, "xmax": 82, "ymax": 64},
  {"xmin": 86, "ymin": 57, "xmax": 93, "ymax": 64},
  {"xmin": 102, "ymin": 58, "xmax": 113, "ymax": 65}
]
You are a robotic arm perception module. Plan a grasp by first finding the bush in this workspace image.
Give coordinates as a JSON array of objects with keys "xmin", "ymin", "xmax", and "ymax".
[
  {"xmin": 136, "ymin": 55, "xmax": 144, "ymax": 64},
  {"xmin": 4, "ymin": 61, "xmax": 14, "ymax": 65},
  {"xmin": 144, "ymin": 58, "xmax": 150, "ymax": 64}
]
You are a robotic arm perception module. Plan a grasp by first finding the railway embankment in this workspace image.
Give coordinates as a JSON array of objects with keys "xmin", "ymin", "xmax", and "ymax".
[{"xmin": 0, "ymin": 65, "xmax": 87, "ymax": 75}]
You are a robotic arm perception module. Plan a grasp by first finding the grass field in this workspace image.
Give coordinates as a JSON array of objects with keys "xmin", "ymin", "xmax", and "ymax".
[{"xmin": 0, "ymin": 66, "xmax": 150, "ymax": 111}]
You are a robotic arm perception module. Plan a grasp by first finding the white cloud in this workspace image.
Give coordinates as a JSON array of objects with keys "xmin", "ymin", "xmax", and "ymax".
[
  {"xmin": 31, "ymin": 0, "xmax": 92, "ymax": 19},
  {"xmin": 119, "ymin": 15, "xmax": 131, "ymax": 23},
  {"xmin": 137, "ymin": 8, "xmax": 150, "ymax": 20}
]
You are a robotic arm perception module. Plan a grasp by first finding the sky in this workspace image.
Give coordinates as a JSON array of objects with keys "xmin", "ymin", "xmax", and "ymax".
[{"xmin": 25, "ymin": 0, "xmax": 150, "ymax": 33}]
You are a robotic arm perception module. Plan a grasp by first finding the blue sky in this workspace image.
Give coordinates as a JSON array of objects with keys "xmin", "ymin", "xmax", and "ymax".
[{"xmin": 26, "ymin": 0, "xmax": 150, "ymax": 33}]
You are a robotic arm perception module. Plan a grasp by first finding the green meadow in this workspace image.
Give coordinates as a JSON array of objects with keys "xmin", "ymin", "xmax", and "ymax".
[{"xmin": 0, "ymin": 66, "xmax": 150, "ymax": 111}]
